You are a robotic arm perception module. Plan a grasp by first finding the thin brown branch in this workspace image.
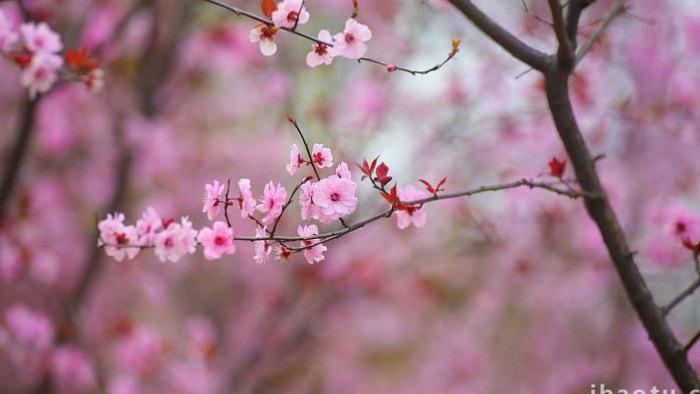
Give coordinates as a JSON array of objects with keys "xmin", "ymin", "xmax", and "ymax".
[
  {"xmin": 519, "ymin": 0, "xmax": 553, "ymax": 27},
  {"xmin": 224, "ymin": 179, "xmax": 232, "ymax": 227},
  {"xmin": 357, "ymin": 44, "xmax": 458, "ymax": 76},
  {"xmin": 575, "ymin": 0, "xmax": 625, "ymax": 65},
  {"xmin": 270, "ymin": 178, "xmax": 307, "ymax": 236},
  {"xmin": 446, "ymin": 0, "xmax": 549, "ymax": 71},
  {"xmin": 661, "ymin": 277, "xmax": 700, "ymax": 317},
  {"xmin": 288, "ymin": 117, "xmax": 321, "ymax": 181}
]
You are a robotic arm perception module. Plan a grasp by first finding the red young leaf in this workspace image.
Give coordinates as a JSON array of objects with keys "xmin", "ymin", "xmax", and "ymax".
[
  {"xmin": 377, "ymin": 176, "xmax": 393, "ymax": 187},
  {"xmin": 380, "ymin": 184, "xmax": 398, "ymax": 206},
  {"xmin": 436, "ymin": 176, "xmax": 447, "ymax": 191},
  {"xmin": 65, "ymin": 47, "xmax": 100, "ymax": 73},
  {"xmin": 369, "ymin": 156, "xmax": 379, "ymax": 174},
  {"xmin": 419, "ymin": 179, "xmax": 435, "ymax": 194},
  {"xmin": 548, "ymin": 157, "xmax": 566, "ymax": 178},
  {"xmin": 261, "ymin": 0, "xmax": 277, "ymax": 18},
  {"xmin": 375, "ymin": 162, "xmax": 389, "ymax": 178},
  {"xmin": 356, "ymin": 159, "xmax": 371, "ymax": 176}
]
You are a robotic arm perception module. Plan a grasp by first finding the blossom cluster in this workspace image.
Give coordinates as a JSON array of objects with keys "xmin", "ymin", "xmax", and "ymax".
[
  {"xmin": 249, "ymin": 0, "xmax": 372, "ymax": 67},
  {"xmin": 96, "ymin": 133, "xmax": 438, "ymax": 265},
  {"xmin": 98, "ymin": 131, "xmax": 438, "ymax": 264},
  {"xmin": 97, "ymin": 140, "xmax": 352, "ymax": 264},
  {"xmin": 0, "ymin": 10, "xmax": 103, "ymax": 97}
]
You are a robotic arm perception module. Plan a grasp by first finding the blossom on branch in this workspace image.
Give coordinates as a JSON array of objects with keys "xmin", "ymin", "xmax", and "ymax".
[
  {"xmin": 311, "ymin": 143, "xmax": 333, "ymax": 168},
  {"xmin": 250, "ymin": 23, "xmax": 278, "ymax": 56},
  {"xmin": 332, "ymin": 18, "xmax": 372, "ymax": 60},
  {"xmin": 298, "ymin": 224, "xmax": 326, "ymax": 264},
  {"xmin": 20, "ymin": 22, "xmax": 63, "ymax": 54},
  {"xmin": 238, "ymin": 178, "xmax": 256, "ymax": 218},
  {"xmin": 253, "ymin": 226, "xmax": 271, "ymax": 264},
  {"xmin": 197, "ymin": 221, "xmax": 236, "ymax": 260},
  {"xmin": 299, "ymin": 180, "xmax": 318, "ymax": 221},
  {"xmin": 306, "ymin": 30, "xmax": 335, "ymax": 67},
  {"xmin": 135, "ymin": 207, "xmax": 162, "ymax": 245},
  {"xmin": 335, "ymin": 162, "xmax": 351, "ymax": 180},
  {"xmin": 396, "ymin": 185, "xmax": 427, "ymax": 229},
  {"xmin": 311, "ymin": 175, "xmax": 357, "ymax": 223},
  {"xmin": 202, "ymin": 180, "xmax": 225, "ymax": 221},
  {"xmin": 271, "ymin": 0, "xmax": 309, "ymax": 29},
  {"xmin": 153, "ymin": 217, "xmax": 198, "ymax": 262},
  {"xmin": 98, "ymin": 213, "xmax": 140, "ymax": 261},
  {"xmin": 257, "ymin": 181, "xmax": 287, "ymax": 224},
  {"xmin": 286, "ymin": 143, "xmax": 304, "ymax": 175},
  {"xmin": 20, "ymin": 52, "xmax": 63, "ymax": 99}
]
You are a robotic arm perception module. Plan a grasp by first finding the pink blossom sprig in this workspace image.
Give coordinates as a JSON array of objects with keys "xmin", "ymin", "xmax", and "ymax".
[
  {"xmin": 200, "ymin": 0, "xmax": 459, "ymax": 75},
  {"xmin": 0, "ymin": 11, "xmax": 104, "ymax": 97},
  {"xmin": 97, "ymin": 119, "xmax": 591, "ymax": 264}
]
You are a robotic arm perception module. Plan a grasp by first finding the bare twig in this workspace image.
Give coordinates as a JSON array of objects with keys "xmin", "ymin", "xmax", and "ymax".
[
  {"xmin": 224, "ymin": 179, "xmax": 232, "ymax": 227},
  {"xmin": 575, "ymin": 0, "xmax": 625, "ymax": 65},
  {"xmin": 661, "ymin": 277, "xmax": 700, "ymax": 317},
  {"xmin": 288, "ymin": 117, "xmax": 321, "ymax": 181},
  {"xmin": 270, "ymin": 178, "xmax": 307, "ymax": 236},
  {"xmin": 446, "ymin": 0, "xmax": 549, "ymax": 71}
]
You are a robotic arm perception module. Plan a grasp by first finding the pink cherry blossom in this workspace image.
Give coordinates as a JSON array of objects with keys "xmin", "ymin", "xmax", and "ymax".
[
  {"xmin": 306, "ymin": 30, "xmax": 335, "ymax": 68},
  {"xmin": 51, "ymin": 346, "xmax": 96, "ymax": 390},
  {"xmin": 298, "ymin": 224, "xmax": 326, "ymax": 264},
  {"xmin": 299, "ymin": 180, "xmax": 319, "ymax": 221},
  {"xmin": 238, "ymin": 178, "xmax": 256, "ymax": 218},
  {"xmin": 0, "ymin": 10, "xmax": 17, "ymax": 53},
  {"xmin": 249, "ymin": 23, "xmax": 278, "ymax": 56},
  {"xmin": 286, "ymin": 143, "xmax": 304, "ymax": 175},
  {"xmin": 135, "ymin": 207, "xmax": 162, "ymax": 245},
  {"xmin": 197, "ymin": 221, "xmax": 236, "ymax": 260},
  {"xmin": 20, "ymin": 22, "xmax": 62, "ymax": 54},
  {"xmin": 396, "ymin": 185, "xmax": 427, "ymax": 229},
  {"xmin": 271, "ymin": 0, "xmax": 309, "ymax": 29},
  {"xmin": 332, "ymin": 18, "xmax": 372, "ymax": 60},
  {"xmin": 202, "ymin": 180, "xmax": 225, "ymax": 221},
  {"xmin": 312, "ymin": 175, "xmax": 357, "ymax": 223},
  {"xmin": 311, "ymin": 143, "xmax": 333, "ymax": 168},
  {"xmin": 257, "ymin": 181, "xmax": 287, "ymax": 224},
  {"xmin": 5, "ymin": 305, "xmax": 54, "ymax": 350},
  {"xmin": 98, "ymin": 213, "xmax": 140, "ymax": 261},
  {"xmin": 20, "ymin": 52, "xmax": 63, "ymax": 98},
  {"xmin": 153, "ymin": 217, "xmax": 197, "ymax": 262},
  {"xmin": 253, "ymin": 226, "xmax": 271, "ymax": 264},
  {"xmin": 335, "ymin": 161, "xmax": 351, "ymax": 179}
]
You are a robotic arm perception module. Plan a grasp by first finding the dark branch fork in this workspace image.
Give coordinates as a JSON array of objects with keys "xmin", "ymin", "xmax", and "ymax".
[{"xmin": 446, "ymin": 0, "xmax": 700, "ymax": 390}]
